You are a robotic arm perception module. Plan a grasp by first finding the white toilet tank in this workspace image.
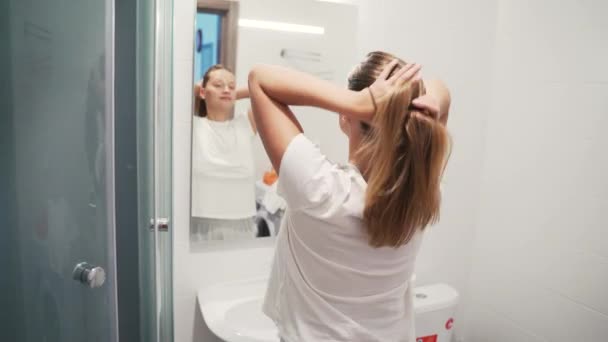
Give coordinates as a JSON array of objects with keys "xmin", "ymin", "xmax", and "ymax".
[{"xmin": 414, "ymin": 283, "xmax": 459, "ymax": 342}]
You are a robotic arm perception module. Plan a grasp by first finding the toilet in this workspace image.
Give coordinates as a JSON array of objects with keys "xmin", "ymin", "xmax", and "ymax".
[{"xmin": 413, "ymin": 283, "xmax": 459, "ymax": 342}]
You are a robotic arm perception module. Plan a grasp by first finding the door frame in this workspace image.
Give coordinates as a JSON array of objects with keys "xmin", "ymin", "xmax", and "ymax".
[{"xmin": 196, "ymin": 0, "xmax": 239, "ymax": 72}]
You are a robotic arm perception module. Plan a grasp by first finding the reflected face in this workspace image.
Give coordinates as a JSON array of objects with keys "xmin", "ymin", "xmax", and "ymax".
[{"xmin": 201, "ymin": 69, "xmax": 237, "ymax": 113}]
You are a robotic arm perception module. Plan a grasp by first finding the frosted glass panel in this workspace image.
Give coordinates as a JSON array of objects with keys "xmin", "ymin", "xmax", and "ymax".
[{"xmin": 1, "ymin": 0, "xmax": 117, "ymax": 341}]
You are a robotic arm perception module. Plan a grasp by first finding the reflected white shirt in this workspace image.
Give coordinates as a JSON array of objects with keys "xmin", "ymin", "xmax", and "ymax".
[
  {"xmin": 263, "ymin": 134, "xmax": 423, "ymax": 342},
  {"xmin": 192, "ymin": 112, "xmax": 256, "ymax": 219}
]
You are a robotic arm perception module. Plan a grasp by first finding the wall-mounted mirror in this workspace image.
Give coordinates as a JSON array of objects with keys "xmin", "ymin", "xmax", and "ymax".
[{"xmin": 189, "ymin": 0, "xmax": 358, "ymax": 243}]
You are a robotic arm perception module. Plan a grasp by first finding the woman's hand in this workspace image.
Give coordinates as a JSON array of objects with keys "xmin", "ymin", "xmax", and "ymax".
[
  {"xmin": 414, "ymin": 79, "xmax": 451, "ymax": 125},
  {"xmin": 367, "ymin": 60, "xmax": 422, "ymax": 118},
  {"xmin": 412, "ymin": 94, "xmax": 440, "ymax": 119}
]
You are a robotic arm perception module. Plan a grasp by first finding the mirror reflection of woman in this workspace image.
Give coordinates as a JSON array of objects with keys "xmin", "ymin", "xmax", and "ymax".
[{"xmin": 192, "ymin": 65, "xmax": 258, "ymax": 241}]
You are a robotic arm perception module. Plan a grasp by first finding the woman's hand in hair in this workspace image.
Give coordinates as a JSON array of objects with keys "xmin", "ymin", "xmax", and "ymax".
[
  {"xmin": 416, "ymin": 79, "xmax": 451, "ymax": 125},
  {"xmin": 412, "ymin": 94, "xmax": 440, "ymax": 119},
  {"xmin": 367, "ymin": 60, "xmax": 421, "ymax": 119}
]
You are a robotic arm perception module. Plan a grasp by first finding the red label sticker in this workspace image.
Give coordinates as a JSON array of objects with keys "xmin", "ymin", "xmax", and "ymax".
[
  {"xmin": 445, "ymin": 318, "xmax": 454, "ymax": 330},
  {"xmin": 416, "ymin": 335, "xmax": 437, "ymax": 342}
]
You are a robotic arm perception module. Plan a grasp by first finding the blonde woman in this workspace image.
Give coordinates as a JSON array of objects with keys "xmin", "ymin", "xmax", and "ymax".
[{"xmin": 248, "ymin": 51, "xmax": 451, "ymax": 341}]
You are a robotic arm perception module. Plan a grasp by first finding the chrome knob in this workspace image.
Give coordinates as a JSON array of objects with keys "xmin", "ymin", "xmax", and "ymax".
[{"xmin": 72, "ymin": 262, "xmax": 106, "ymax": 288}]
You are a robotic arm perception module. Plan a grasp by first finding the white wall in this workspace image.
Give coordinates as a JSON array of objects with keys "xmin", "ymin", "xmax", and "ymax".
[
  {"xmin": 462, "ymin": 1, "xmax": 608, "ymax": 341},
  {"xmin": 356, "ymin": 0, "xmax": 608, "ymax": 340},
  {"xmin": 171, "ymin": 0, "xmax": 198, "ymax": 339},
  {"xmin": 233, "ymin": 0, "xmax": 358, "ymax": 179},
  {"xmin": 355, "ymin": 1, "xmax": 499, "ymax": 339}
]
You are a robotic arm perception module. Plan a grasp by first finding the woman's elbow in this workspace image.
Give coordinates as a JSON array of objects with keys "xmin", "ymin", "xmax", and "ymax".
[{"xmin": 248, "ymin": 64, "xmax": 268, "ymax": 86}]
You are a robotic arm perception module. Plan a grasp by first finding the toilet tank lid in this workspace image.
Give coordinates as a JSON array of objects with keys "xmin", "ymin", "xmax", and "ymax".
[{"xmin": 413, "ymin": 283, "xmax": 459, "ymax": 314}]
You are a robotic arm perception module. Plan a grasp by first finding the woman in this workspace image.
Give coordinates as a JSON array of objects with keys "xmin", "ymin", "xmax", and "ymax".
[
  {"xmin": 192, "ymin": 65, "xmax": 258, "ymax": 240},
  {"xmin": 248, "ymin": 51, "xmax": 451, "ymax": 341}
]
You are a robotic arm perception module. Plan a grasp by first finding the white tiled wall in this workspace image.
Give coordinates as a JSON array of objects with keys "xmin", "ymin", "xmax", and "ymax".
[{"xmin": 462, "ymin": 0, "xmax": 608, "ymax": 341}]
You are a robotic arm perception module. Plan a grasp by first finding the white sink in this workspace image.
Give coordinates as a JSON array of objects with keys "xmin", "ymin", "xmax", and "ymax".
[
  {"xmin": 198, "ymin": 277, "xmax": 279, "ymax": 342},
  {"xmin": 197, "ymin": 275, "xmax": 446, "ymax": 342}
]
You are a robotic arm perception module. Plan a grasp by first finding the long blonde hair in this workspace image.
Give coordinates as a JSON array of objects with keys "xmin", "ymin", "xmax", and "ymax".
[{"xmin": 350, "ymin": 51, "xmax": 451, "ymax": 248}]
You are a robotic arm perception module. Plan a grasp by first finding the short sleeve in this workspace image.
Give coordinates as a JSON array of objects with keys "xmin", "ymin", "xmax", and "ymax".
[{"xmin": 277, "ymin": 134, "xmax": 339, "ymax": 213}]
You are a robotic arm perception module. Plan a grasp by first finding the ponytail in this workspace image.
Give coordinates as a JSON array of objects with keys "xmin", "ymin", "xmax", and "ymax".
[{"xmin": 357, "ymin": 80, "xmax": 451, "ymax": 247}]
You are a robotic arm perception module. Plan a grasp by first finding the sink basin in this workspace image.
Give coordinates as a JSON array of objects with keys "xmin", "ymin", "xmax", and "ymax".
[
  {"xmin": 198, "ymin": 275, "xmax": 432, "ymax": 342},
  {"xmin": 198, "ymin": 277, "xmax": 279, "ymax": 342},
  {"xmin": 225, "ymin": 298, "xmax": 278, "ymax": 339}
]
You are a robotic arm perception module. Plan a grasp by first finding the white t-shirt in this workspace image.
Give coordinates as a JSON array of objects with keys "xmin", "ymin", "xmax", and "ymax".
[
  {"xmin": 192, "ymin": 112, "xmax": 256, "ymax": 219},
  {"xmin": 263, "ymin": 134, "xmax": 424, "ymax": 342}
]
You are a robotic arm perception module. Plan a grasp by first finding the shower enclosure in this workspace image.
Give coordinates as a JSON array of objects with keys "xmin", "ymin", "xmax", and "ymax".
[{"xmin": 1, "ymin": 0, "xmax": 174, "ymax": 341}]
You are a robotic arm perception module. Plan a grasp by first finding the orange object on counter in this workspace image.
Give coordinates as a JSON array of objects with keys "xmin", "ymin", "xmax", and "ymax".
[{"xmin": 263, "ymin": 169, "xmax": 278, "ymax": 185}]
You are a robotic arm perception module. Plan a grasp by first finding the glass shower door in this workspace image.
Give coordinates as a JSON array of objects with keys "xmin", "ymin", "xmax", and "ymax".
[
  {"xmin": 1, "ymin": 0, "xmax": 118, "ymax": 341},
  {"xmin": 1, "ymin": 0, "xmax": 174, "ymax": 341}
]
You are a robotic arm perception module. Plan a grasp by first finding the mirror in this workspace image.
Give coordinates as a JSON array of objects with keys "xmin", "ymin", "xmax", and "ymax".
[{"xmin": 189, "ymin": 0, "xmax": 358, "ymax": 243}]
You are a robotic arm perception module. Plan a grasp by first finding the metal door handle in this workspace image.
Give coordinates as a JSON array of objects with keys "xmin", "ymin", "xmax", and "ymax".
[{"xmin": 72, "ymin": 262, "xmax": 106, "ymax": 288}]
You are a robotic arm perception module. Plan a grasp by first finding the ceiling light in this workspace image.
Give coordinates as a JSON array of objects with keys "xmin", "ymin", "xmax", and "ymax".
[{"xmin": 238, "ymin": 19, "xmax": 325, "ymax": 35}]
